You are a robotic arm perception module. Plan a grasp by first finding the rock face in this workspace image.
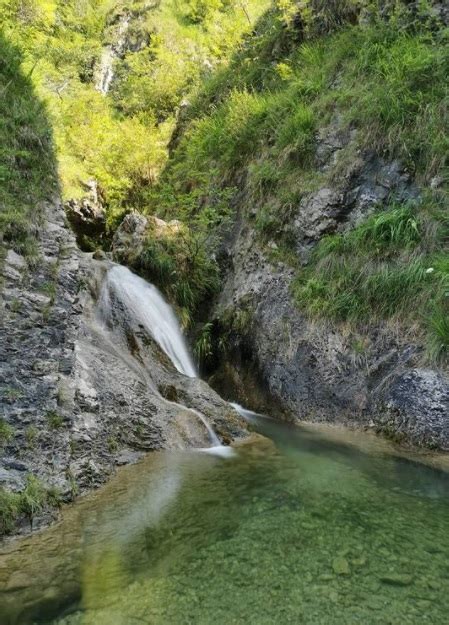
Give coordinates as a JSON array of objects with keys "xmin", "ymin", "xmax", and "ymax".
[
  {"xmin": 65, "ymin": 180, "xmax": 106, "ymax": 245},
  {"xmin": 210, "ymin": 122, "xmax": 449, "ymax": 450},
  {"xmin": 0, "ymin": 200, "xmax": 248, "ymax": 534}
]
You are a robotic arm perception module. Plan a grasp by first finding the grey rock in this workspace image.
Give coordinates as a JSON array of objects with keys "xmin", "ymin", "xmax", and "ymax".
[
  {"xmin": 382, "ymin": 369, "xmax": 449, "ymax": 449},
  {"xmin": 210, "ymin": 116, "xmax": 449, "ymax": 449},
  {"xmin": 1, "ymin": 200, "xmax": 248, "ymax": 536},
  {"xmin": 65, "ymin": 198, "xmax": 106, "ymax": 239}
]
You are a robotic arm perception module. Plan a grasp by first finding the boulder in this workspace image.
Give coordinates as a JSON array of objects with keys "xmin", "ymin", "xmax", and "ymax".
[{"xmin": 112, "ymin": 212, "xmax": 183, "ymax": 264}]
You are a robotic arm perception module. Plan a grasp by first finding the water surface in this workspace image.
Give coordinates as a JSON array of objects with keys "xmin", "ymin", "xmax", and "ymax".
[{"xmin": 1, "ymin": 414, "xmax": 449, "ymax": 625}]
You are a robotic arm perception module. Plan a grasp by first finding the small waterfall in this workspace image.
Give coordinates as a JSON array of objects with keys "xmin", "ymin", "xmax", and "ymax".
[
  {"xmin": 100, "ymin": 265, "xmax": 196, "ymax": 378},
  {"xmin": 95, "ymin": 14, "xmax": 130, "ymax": 95},
  {"xmin": 98, "ymin": 265, "xmax": 232, "ymax": 454},
  {"xmin": 231, "ymin": 403, "xmax": 259, "ymax": 422},
  {"xmin": 97, "ymin": 48, "xmax": 115, "ymax": 95}
]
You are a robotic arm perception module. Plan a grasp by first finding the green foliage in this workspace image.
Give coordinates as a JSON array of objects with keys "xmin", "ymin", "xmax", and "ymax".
[
  {"xmin": 0, "ymin": 419, "xmax": 14, "ymax": 447},
  {"xmin": 315, "ymin": 204, "xmax": 422, "ymax": 259},
  {"xmin": 428, "ymin": 304, "xmax": 449, "ymax": 363},
  {"xmin": 152, "ymin": 2, "xmax": 448, "ymax": 355},
  {"xmin": 293, "ymin": 200, "xmax": 449, "ymax": 357},
  {"xmin": 0, "ymin": 33, "xmax": 56, "ymax": 253},
  {"xmin": 0, "ymin": 489, "xmax": 20, "ymax": 535},
  {"xmin": 0, "ymin": 0, "xmax": 269, "ymax": 229},
  {"xmin": 194, "ymin": 322, "xmax": 214, "ymax": 365},
  {"xmin": 45, "ymin": 410, "xmax": 65, "ymax": 429},
  {"xmin": 19, "ymin": 474, "xmax": 48, "ymax": 521},
  {"xmin": 138, "ymin": 226, "xmax": 220, "ymax": 324},
  {"xmin": 25, "ymin": 425, "xmax": 39, "ymax": 448}
]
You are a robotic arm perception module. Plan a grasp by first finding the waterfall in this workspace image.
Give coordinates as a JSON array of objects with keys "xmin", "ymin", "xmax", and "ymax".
[
  {"xmin": 98, "ymin": 265, "xmax": 233, "ymax": 455},
  {"xmin": 100, "ymin": 265, "xmax": 196, "ymax": 378},
  {"xmin": 95, "ymin": 14, "xmax": 130, "ymax": 95}
]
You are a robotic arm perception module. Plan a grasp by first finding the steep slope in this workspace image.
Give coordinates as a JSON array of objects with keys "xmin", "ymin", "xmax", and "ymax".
[{"xmin": 127, "ymin": 1, "xmax": 449, "ymax": 447}]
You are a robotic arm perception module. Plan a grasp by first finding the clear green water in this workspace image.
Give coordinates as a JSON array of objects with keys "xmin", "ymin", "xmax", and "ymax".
[{"xmin": 2, "ymin": 415, "xmax": 449, "ymax": 625}]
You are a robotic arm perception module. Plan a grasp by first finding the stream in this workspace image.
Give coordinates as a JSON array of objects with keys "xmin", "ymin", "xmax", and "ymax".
[{"xmin": 1, "ymin": 268, "xmax": 449, "ymax": 625}]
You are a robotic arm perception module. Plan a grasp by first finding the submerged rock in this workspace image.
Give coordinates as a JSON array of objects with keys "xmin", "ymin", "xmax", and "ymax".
[
  {"xmin": 332, "ymin": 557, "xmax": 350, "ymax": 576},
  {"xmin": 380, "ymin": 573, "xmax": 414, "ymax": 587}
]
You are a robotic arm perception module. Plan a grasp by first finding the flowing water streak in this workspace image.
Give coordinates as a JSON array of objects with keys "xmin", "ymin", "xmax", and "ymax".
[
  {"xmin": 101, "ymin": 265, "xmax": 197, "ymax": 378},
  {"xmin": 98, "ymin": 265, "xmax": 230, "ymax": 451},
  {"xmin": 96, "ymin": 14, "xmax": 130, "ymax": 94}
]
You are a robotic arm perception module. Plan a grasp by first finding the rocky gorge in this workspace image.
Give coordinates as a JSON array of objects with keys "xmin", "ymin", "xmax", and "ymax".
[
  {"xmin": 1, "ymin": 0, "xmax": 449, "ymax": 545},
  {"xmin": 2, "ymin": 2, "xmax": 449, "ymax": 624}
]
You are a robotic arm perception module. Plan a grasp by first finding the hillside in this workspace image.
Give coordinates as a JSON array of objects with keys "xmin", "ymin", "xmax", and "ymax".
[{"xmin": 117, "ymin": 0, "xmax": 449, "ymax": 443}]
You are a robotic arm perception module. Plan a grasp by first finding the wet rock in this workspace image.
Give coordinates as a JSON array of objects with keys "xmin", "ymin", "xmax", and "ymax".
[{"xmin": 1, "ymin": 199, "xmax": 249, "ymax": 537}]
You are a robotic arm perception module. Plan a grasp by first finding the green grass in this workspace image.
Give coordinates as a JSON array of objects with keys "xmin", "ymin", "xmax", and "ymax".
[
  {"xmin": 0, "ymin": 474, "xmax": 62, "ymax": 535},
  {"xmin": 0, "ymin": 418, "xmax": 14, "ymax": 447},
  {"xmin": 144, "ymin": 2, "xmax": 448, "ymax": 356},
  {"xmin": 45, "ymin": 410, "xmax": 65, "ymax": 430},
  {"xmin": 293, "ymin": 200, "xmax": 449, "ymax": 359},
  {"xmin": 136, "ymin": 226, "xmax": 221, "ymax": 325},
  {"xmin": 0, "ymin": 33, "xmax": 56, "ymax": 257}
]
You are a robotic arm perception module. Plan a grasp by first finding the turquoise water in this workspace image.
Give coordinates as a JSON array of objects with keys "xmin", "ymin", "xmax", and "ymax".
[{"xmin": 1, "ymin": 415, "xmax": 449, "ymax": 624}]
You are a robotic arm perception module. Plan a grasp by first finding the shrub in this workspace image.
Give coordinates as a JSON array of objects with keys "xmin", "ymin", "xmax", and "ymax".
[{"xmin": 139, "ymin": 227, "xmax": 220, "ymax": 324}]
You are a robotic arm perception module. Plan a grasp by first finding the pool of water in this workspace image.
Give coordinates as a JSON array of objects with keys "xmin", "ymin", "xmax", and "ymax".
[{"xmin": 1, "ymin": 414, "xmax": 449, "ymax": 625}]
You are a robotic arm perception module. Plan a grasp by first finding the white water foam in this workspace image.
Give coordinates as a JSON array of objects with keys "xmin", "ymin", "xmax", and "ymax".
[{"xmin": 101, "ymin": 265, "xmax": 196, "ymax": 378}]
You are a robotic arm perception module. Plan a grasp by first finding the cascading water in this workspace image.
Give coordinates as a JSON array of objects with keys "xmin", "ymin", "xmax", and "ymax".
[
  {"xmin": 101, "ymin": 265, "xmax": 196, "ymax": 378},
  {"xmin": 95, "ymin": 14, "xmax": 130, "ymax": 95},
  {"xmin": 98, "ymin": 264, "xmax": 233, "ymax": 454}
]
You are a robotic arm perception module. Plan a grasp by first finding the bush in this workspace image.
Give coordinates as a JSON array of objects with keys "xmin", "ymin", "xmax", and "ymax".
[{"xmin": 138, "ymin": 226, "xmax": 220, "ymax": 324}]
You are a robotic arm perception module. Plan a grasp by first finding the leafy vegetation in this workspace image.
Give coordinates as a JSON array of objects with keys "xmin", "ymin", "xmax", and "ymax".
[
  {"xmin": 0, "ymin": 33, "xmax": 56, "ymax": 259},
  {"xmin": 0, "ymin": 475, "xmax": 62, "ymax": 535},
  {"xmin": 2, "ymin": 0, "xmax": 448, "ymax": 353},
  {"xmin": 146, "ymin": 0, "xmax": 448, "ymax": 355},
  {"xmin": 45, "ymin": 410, "xmax": 65, "ymax": 430},
  {"xmin": 1, "ymin": 0, "xmax": 269, "ymax": 227},
  {"xmin": 293, "ymin": 201, "xmax": 448, "ymax": 354},
  {"xmin": 0, "ymin": 418, "xmax": 14, "ymax": 447}
]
